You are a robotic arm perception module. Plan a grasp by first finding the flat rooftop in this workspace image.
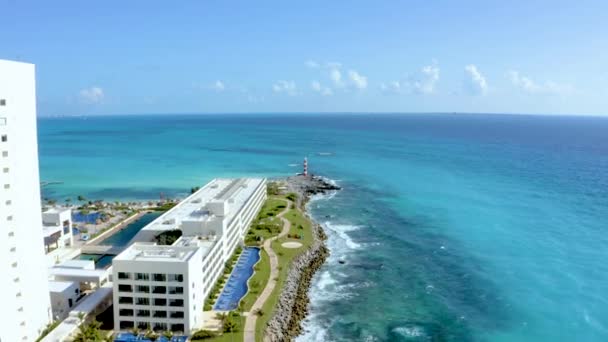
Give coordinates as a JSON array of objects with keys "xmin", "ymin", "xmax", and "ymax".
[
  {"xmin": 113, "ymin": 243, "xmax": 199, "ymax": 263},
  {"xmin": 139, "ymin": 178, "xmax": 265, "ymax": 234},
  {"xmin": 48, "ymin": 280, "xmax": 77, "ymax": 293}
]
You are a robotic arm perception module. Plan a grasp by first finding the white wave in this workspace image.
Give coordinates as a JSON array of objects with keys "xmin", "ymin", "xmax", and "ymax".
[
  {"xmin": 297, "ymin": 323, "xmax": 329, "ymax": 342},
  {"xmin": 392, "ymin": 325, "xmax": 426, "ymax": 338},
  {"xmin": 315, "ymin": 270, "xmax": 337, "ymax": 290},
  {"xmin": 324, "ymin": 222, "xmax": 361, "ymax": 250},
  {"xmin": 288, "ymin": 163, "xmax": 299, "ymax": 167}
]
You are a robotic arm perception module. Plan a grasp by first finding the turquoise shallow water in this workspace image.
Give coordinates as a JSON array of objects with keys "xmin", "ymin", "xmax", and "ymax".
[{"xmin": 38, "ymin": 114, "xmax": 608, "ymax": 341}]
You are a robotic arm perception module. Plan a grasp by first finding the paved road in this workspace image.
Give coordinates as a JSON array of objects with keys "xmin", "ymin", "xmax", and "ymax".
[{"xmin": 243, "ymin": 199, "xmax": 292, "ymax": 342}]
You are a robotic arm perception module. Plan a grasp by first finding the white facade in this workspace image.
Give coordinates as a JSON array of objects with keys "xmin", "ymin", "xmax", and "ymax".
[
  {"xmin": 42, "ymin": 208, "xmax": 73, "ymax": 256},
  {"xmin": 0, "ymin": 60, "xmax": 52, "ymax": 341},
  {"xmin": 49, "ymin": 280, "xmax": 82, "ymax": 321},
  {"xmin": 113, "ymin": 178, "xmax": 266, "ymax": 333}
]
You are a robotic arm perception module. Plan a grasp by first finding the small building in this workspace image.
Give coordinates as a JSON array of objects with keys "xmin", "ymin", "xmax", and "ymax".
[
  {"xmin": 42, "ymin": 208, "xmax": 73, "ymax": 253},
  {"xmin": 49, "ymin": 280, "xmax": 82, "ymax": 321}
]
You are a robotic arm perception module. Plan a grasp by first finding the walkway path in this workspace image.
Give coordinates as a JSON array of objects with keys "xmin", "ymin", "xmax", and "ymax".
[{"xmin": 243, "ymin": 199, "xmax": 292, "ymax": 342}]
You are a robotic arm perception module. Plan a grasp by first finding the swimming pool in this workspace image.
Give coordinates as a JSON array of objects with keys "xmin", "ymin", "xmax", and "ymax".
[
  {"xmin": 114, "ymin": 333, "xmax": 187, "ymax": 342},
  {"xmin": 72, "ymin": 211, "xmax": 102, "ymax": 223},
  {"xmin": 213, "ymin": 247, "xmax": 261, "ymax": 311},
  {"xmin": 77, "ymin": 253, "xmax": 114, "ymax": 269},
  {"xmin": 98, "ymin": 212, "xmax": 161, "ymax": 246}
]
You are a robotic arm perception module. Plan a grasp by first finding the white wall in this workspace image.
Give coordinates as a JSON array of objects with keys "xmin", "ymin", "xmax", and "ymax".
[
  {"xmin": 0, "ymin": 59, "xmax": 52, "ymax": 342},
  {"xmin": 50, "ymin": 282, "xmax": 81, "ymax": 320}
]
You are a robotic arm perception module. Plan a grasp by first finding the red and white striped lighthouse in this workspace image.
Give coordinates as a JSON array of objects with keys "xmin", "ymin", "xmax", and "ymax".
[{"xmin": 303, "ymin": 157, "xmax": 308, "ymax": 176}]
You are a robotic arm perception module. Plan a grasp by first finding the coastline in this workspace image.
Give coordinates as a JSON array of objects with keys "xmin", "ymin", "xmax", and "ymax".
[{"xmin": 264, "ymin": 175, "xmax": 339, "ymax": 341}]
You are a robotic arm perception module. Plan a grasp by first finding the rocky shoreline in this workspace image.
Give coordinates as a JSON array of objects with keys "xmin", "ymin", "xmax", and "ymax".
[{"xmin": 264, "ymin": 175, "xmax": 339, "ymax": 341}]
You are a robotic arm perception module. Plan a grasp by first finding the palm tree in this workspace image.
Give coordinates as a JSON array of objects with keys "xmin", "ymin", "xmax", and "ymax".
[
  {"xmin": 77, "ymin": 195, "xmax": 86, "ymax": 202},
  {"xmin": 73, "ymin": 314, "xmax": 104, "ymax": 342}
]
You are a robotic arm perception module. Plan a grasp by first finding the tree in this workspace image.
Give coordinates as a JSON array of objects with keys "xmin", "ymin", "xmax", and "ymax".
[
  {"xmin": 191, "ymin": 186, "xmax": 201, "ymax": 194},
  {"xmin": 73, "ymin": 317, "xmax": 104, "ymax": 342},
  {"xmin": 77, "ymin": 195, "xmax": 86, "ymax": 202},
  {"xmin": 223, "ymin": 318, "xmax": 238, "ymax": 333}
]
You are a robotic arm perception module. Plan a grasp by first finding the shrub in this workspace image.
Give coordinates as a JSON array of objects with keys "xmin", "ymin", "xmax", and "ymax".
[
  {"xmin": 223, "ymin": 318, "xmax": 238, "ymax": 333},
  {"xmin": 191, "ymin": 329, "xmax": 217, "ymax": 340}
]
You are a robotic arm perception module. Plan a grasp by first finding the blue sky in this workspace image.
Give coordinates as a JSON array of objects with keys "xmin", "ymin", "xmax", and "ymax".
[{"xmin": 2, "ymin": 0, "xmax": 607, "ymax": 116}]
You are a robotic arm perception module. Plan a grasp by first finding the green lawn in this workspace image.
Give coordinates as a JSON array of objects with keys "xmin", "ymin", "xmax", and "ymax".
[
  {"xmin": 254, "ymin": 197, "xmax": 314, "ymax": 341},
  {"xmin": 200, "ymin": 313, "xmax": 245, "ymax": 342}
]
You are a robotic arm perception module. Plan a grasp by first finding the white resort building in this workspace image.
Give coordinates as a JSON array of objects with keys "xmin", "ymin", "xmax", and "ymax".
[
  {"xmin": 112, "ymin": 178, "xmax": 267, "ymax": 333},
  {"xmin": 0, "ymin": 59, "xmax": 53, "ymax": 341}
]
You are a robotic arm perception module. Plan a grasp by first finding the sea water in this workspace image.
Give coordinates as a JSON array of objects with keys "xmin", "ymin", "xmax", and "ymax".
[{"xmin": 38, "ymin": 113, "xmax": 608, "ymax": 341}]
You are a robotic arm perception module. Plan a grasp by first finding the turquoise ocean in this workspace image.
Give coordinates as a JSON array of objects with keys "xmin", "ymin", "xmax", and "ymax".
[{"xmin": 38, "ymin": 114, "xmax": 608, "ymax": 341}]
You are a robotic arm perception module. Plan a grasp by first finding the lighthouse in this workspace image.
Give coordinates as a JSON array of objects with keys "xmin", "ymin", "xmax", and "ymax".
[{"xmin": 303, "ymin": 157, "xmax": 308, "ymax": 176}]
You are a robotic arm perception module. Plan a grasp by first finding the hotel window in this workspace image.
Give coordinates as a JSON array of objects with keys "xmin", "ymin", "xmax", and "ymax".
[
  {"xmin": 169, "ymin": 311, "xmax": 184, "ymax": 319},
  {"xmin": 5, "ymin": 200, "xmax": 11, "ymax": 205},
  {"xmin": 118, "ymin": 296, "xmax": 133, "ymax": 304},
  {"xmin": 168, "ymin": 299, "xmax": 183, "ymax": 307},
  {"xmin": 136, "ymin": 309, "xmax": 150, "ymax": 317},
  {"xmin": 4, "ymin": 184, "xmax": 9, "ymax": 189},
  {"xmin": 1, "ymin": 135, "xmax": 6, "ymax": 142},
  {"xmin": 171, "ymin": 324, "xmax": 184, "ymax": 333},
  {"xmin": 118, "ymin": 272, "xmax": 131, "ymax": 280},
  {"xmin": 136, "ymin": 285, "xmax": 150, "ymax": 293},
  {"xmin": 7, "ymin": 215, "xmax": 13, "ymax": 221},
  {"xmin": 169, "ymin": 274, "xmax": 184, "ymax": 282},
  {"xmin": 135, "ymin": 297, "xmax": 150, "ymax": 306},
  {"xmin": 135, "ymin": 273, "xmax": 149, "ymax": 281},
  {"xmin": 168, "ymin": 286, "xmax": 183, "ymax": 295},
  {"xmin": 153, "ymin": 298, "xmax": 167, "ymax": 306},
  {"xmin": 119, "ymin": 309, "xmax": 134, "ymax": 317},
  {"xmin": 152, "ymin": 286, "xmax": 166, "ymax": 294},
  {"xmin": 119, "ymin": 321, "xmax": 134, "ymax": 329},
  {"xmin": 0, "ymin": 99, "xmax": 5, "ymax": 106},
  {"xmin": 118, "ymin": 284, "xmax": 133, "ymax": 293},
  {"xmin": 153, "ymin": 323, "xmax": 168, "ymax": 331},
  {"xmin": 3, "ymin": 167, "xmax": 8, "ymax": 173},
  {"xmin": 153, "ymin": 310, "xmax": 167, "ymax": 318},
  {"xmin": 8, "ymin": 231, "xmax": 14, "ymax": 237},
  {"xmin": 153, "ymin": 273, "xmax": 166, "ymax": 281},
  {"xmin": 137, "ymin": 321, "xmax": 148, "ymax": 330},
  {"xmin": 2, "ymin": 151, "xmax": 7, "ymax": 157}
]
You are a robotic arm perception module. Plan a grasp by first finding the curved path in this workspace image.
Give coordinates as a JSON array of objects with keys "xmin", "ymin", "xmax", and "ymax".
[{"xmin": 243, "ymin": 199, "xmax": 292, "ymax": 342}]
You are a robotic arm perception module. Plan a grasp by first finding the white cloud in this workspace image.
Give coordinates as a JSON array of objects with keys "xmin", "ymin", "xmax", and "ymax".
[
  {"xmin": 212, "ymin": 80, "xmax": 225, "ymax": 91},
  {"xmin": 508, "ymin": 71, "xmax": 574, "ymax": 95},
  {"xmin": 464, "ymin": 64, "xmax": 488, "ymax": 95},
  {"xmin": 79, "ymin": 86, "xmax": 104, "ymax": 104},
  {"xmin": 272, "ymin": 80, "xmax": 298, "ymax": 96},
  {"xmin": 311, "ymin": 81, "xmax": 333, "ymax": 96},
  {"xmin": 348, "ymin": 70, "xmax": 368, "ymax": 90},
  {"xmin": 305, "ymin": 60, "xmax": 320, "ymax": 69},
  {"xmin": 381, "ymin": 63, "xmax": 440, "ymax": 95},
  {"xmin": 380, "ymin": 81, "xmax": 402, "ymax": 93},
  {"xmin": 410, "ymin": 64, "xmax": 440, "ymax": 94},
  {"xmin": 329, "ymin": 68, "xmax": 343, "ymax": 87}
]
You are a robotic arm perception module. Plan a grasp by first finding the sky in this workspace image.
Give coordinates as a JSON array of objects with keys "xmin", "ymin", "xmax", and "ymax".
[{"xmin": 1, "ymin": 0, "xmax": 607, "ymax": 116}]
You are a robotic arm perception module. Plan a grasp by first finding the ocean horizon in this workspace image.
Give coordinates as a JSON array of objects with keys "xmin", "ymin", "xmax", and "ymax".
[{"xmin": 38, "ymin": 113, "xmax": 608, "ymax": 341}]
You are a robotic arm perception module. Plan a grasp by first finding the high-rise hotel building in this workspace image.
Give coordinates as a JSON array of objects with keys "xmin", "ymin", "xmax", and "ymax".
[{"xmin": 0, "ymin": 60, "xmax": 52, "ymax": 341}]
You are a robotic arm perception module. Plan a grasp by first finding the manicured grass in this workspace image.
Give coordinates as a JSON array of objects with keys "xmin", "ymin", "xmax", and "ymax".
[
  {"xmin": 239, "ymin": 249, "xmax": 270, "ymax": 312},
  {"xmin": 199, "ymin": 313, "xmax": 246, "ymax": 342},
  {"xmin": 245, "ymin": 198, "xmax": 287, "ymax": 245},
  {"xmin": 254, "ymin": 198, "xmax": 314, "ymax": 341}
]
